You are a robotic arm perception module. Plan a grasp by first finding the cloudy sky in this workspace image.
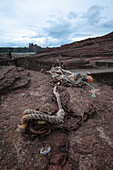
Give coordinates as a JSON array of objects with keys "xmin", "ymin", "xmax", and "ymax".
[{"xmin": 0, "ymin": 0, "xmax": 113, "ymax": 47}]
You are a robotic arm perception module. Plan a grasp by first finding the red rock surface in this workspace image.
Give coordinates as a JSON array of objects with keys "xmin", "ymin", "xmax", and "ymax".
[
  {"xmin": 30, "ymin": 32, "xmax": 113, "ymax": 70},
  {"xmin": 0, "ymin": 66, "xmax": 30, "ymax": 95},
  {"xmin": 0, "ymin": 66, "xmax": 113, "ymax": 169}
]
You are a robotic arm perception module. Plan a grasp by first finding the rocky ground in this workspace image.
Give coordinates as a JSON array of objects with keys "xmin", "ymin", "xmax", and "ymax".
[
  {"xmin": 0, "ymin": 66, "xmax": 113, "ymax": 170},
  {"xmin": 31, "ymin": 32, "xmax": 113, "ymax": 70},
  {"xmin": 0, "ymin": 66, "xmax": 30, "ymax": 95}
]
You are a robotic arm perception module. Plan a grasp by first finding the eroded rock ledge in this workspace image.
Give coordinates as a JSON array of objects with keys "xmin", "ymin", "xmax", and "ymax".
[
  {"xmin": 0, "ymin": 66, "xmax": 30, "ymax": 95},
  {"xmin": 0, "ymin": 67, "xmax": 113, "ymax": 169}
]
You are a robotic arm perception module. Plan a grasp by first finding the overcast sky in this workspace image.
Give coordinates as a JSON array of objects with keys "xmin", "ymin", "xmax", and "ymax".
[{"xmin": 0, "ymin": 0, "xmax": 113, "ymax": 47}]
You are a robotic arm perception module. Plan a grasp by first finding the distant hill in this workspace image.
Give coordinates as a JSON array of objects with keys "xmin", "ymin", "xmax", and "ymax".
[{"xmin": 32, "ymin": 31, "xmax": 113, "ymax": 59}]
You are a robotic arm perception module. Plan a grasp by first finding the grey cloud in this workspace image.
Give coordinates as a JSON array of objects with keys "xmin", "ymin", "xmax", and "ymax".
[
  {"xmin": 74, "ymin": 33, "xmax": 92, "ymax": 37},
  {"xmin": 44, "ymin": 19, "xmax": 75, "ymax": 39},
  {"xmin": 42, "ymin": 11, "xmax": 94, "ymax": 47},
  {"xmin": 42, "ymin": 32, "xmax": 92, "ymax": 47},
  {"xmin": 67, "ymin": 11, "xmax": 77, "ymax": 19},
  {"xmin": 102, "ymin": 20, "xmax": 113, "ymax": 28},
  {"xmin": 0, "ymin": 41, "xmax": 28, "ymax": 47},
  {"xmin": 44, "ymin": 5, "xmax": 104, "ymax": 46},
  {"xmin": 42, "ymin": 38, "xmax": 70, "ymax": 47},
  {"xmin": 46, "ymin": 26, "xmax": 74, "ymax": 39},
  {"xmin": 22, "ymin": 34, "xmax": 44, "ymax": 39},
  {"xmin": 29, "ymin": 35, "xmax": 42, "ymax": 39},
  {"xmin": 83, "ymin": 5, "xmax": 103, "ymax": 25},
  {"xmin": 43, "ymin": 40, "xmax": 61, "ymax": 47},
  {"xmin": 1, "ymin": 1, "xmax": 112, "ymax": 48}
]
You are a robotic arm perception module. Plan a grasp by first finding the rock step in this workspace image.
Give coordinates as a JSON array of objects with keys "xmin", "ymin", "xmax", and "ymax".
[{"xmin": 0, "ymin": 66, "xmax": 30, "ymax": 95}]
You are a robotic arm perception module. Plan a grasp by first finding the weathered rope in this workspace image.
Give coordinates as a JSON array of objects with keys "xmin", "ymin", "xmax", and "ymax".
[
  {"xmin": 22, "ymin": 109, "xmax": 65, "ymax": 124},
  {"xmin": 21, "ymin": 86, "xmax": 65, "ymax": 129},
  {"xmin": 60, "ymin": 74, "xmax": 88, "ymax": 85},
  {"xmin": 48, "ymin": 66, "xmax": 96, "ymax": 97},
  {"xmin": 48, "ymin": 66, "xmax": 87, "ymax": 84},
  {"xmin": 57, "ymin": 66, "xmax": 75, "ymax": 75},
  {"xmin": 83, "ymin": 81, "xmax": 96, "ymax": 98},
  {"xmin": 49, "ymin": 70, "xmax": 87, "ymax": 85}
]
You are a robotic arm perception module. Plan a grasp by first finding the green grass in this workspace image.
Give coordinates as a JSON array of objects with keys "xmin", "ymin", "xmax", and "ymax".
[
  {"xmin": 108, "ymin": 49, "xmax": 113, "ymax": 53},
  {"xmin": 58, "ymin": 54, "xmax": 62, "ymax": 57}
]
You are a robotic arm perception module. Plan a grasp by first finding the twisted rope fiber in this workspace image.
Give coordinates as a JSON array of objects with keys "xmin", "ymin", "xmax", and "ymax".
[
  {"xmin": 61, "ymin": 74, "xmax": 88, "ymax": 85},
  {"xmin": 48, "ymin": 67, "xmax": 96, "ymax": 97},
  {"xmin": 48, "ymin": 66, "xmax": 88, "ymax": 85},
  {"xmin": 21, "ymin": 86, "xmax": 65, "ymax": 125},
  {"xmin": 49, "ymin": 71, "xmax": 87, "ymax": 85}
]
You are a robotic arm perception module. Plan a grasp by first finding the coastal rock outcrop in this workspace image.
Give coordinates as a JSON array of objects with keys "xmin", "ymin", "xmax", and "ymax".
[
  {"xmin": 0, "ymin": 67, "xmax": 113, "ymax": 169},
  {"xmin": 0, "ymin": 66, "xmax": 30, "ymax": 95}
]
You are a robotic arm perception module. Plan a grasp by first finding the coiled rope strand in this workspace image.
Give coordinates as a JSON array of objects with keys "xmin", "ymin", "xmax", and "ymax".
[{"xmin": 21, "ymin": 85, "xmax": 65, "ymax": 127}]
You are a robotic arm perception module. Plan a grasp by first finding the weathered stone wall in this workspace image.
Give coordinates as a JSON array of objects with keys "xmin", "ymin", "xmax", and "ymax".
[{"xmin": 14, "ymin": 57, "xmax": 53, "ymax": 71}]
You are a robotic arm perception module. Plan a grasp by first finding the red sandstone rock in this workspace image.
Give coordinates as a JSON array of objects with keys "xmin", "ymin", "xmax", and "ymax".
[
  {"xmin": 28, "ymin": 32, "xmax": 113, "ymax": 70},
  {"xmin": 0, "ymin": 66, "xmax": 30, "ymax": 95},
  {"xmin": 0, "ymin": 67, "xmax": 113, "ymax": 169}
]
